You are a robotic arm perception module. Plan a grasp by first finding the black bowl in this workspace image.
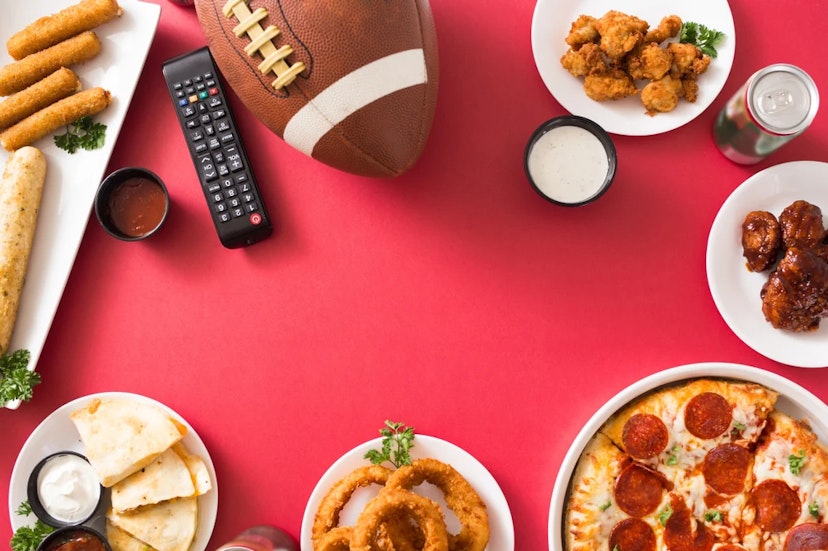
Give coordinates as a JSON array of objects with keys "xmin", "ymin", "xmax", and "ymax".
[
  {"xmin": 37, "ymin": 525, "xmax": 111, "ymax": 551},
  {"xmin": 94, "ymin": 167, "xmax": 169, "ymax": 241},
  {"xmin": 27, "ymin": 451, "xmax": 103, "ymax": 528},
  {"xmin": 524, "ymin": 115, "xmax": 617, "ymax": 207}
]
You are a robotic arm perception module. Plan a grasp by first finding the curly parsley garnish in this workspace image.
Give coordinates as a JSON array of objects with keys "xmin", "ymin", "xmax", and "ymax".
[
  {"xmin": 10, "ymin": 502, "xmax": 54, "ymax": 551},
  {"xmin": 364, "ymin": 420, "xmax": 415, "ymax": 468},
  {"xmin": 54, "ymin": 116, "xmax": 107, "ymax": 154},
  {"xmin": 789, "ymin": 449, "xmax": 807, "ymax": 475},
  {"xmin": 0, "ymin": 349, "xmax": 39, "ymax": 404},
  {"xmin": 666, "ymin": 445, "xmax": 681, "ymax": 466},
  {"xmin": 658, "ymin": 503, "xmax": 673, "ymax": 526},
  {"xmin": 705, "ymin": 509, "xmax": 723, "ymax": 523},
  {"xmin": 680, "ymin": 21, "xmax": 726, "ymax": 58}
]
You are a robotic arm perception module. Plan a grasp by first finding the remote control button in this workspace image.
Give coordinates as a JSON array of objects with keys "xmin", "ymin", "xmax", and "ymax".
[
  {"xmin": 242, "ymin": 192, "xmax": 254, "ymax": 202},
  {"xmin": 198, "ymin": 90, "xmax": 209, "ymax": 100},
  {"xmin": 229, "ymin": 197, "xmax": 241, "ymax": 208},
  {"xmin": 208, "ymin": 183, "xmax": 221, "ymax": 193},
  {"xmin": 200, "ymin": 114, "xmax": 211, "ymax": 124},
  {"xmin": 214, "ymin": 151, "xmax": 225, "ymax": 163},
  {"xmin": 220, "ymin": 133, "xmax": 234, "ymax": 144},
  {"xmin": 182, "ymin": 105, "xmax": 196, "ymax": 117},
  {"xmin": 235, "ymin": 173, "xmax": 249, "ymax": 184},
  {"xmin": 188, "ymin": 94, "xmax": 198, "ymax": 103},
  {"xmin": 186, "ymin": 119, "xmax": 199, "ymax": 129},
  {"xmin": 215, "ymin": 202, "xmax": 227, "ymax": 213},
  {"xmin": 212, "ymin": 109, "xmax": 226, "ymax": 120},
  {"xmin": 209, "ymin": 87, "xmax": 219, "ymax": 96},
  {"xmin": 240, "ymin": 183, "xmax": 251, "ymax": 193},
  {"xmin": 208, "ymin": 137, "xmax": 221, "ymax": 150},
  {"xmin": 198, "ymin": 155, "xmax": 218, "ymax": 181},
  {"xmin": 194, "ymin": 142, "xmax": 208, "ymax": 154},
  {"xmin": 216, "ymin": 120, "xmax": 231, "ymax": 133},
  {"xmin": 174, "ymin": 82, "xmax": 183, "ymax": 90},
  {"xmin": 249, "ymin": 212, "xmax": 263, "ymax": 225},
  {"xmin": 220, "ymin": 178, "xmax": 233, "ymax": 188},
  {"xmin": 178, "ymin": 98, "xmax": 189, "ymax": 107},
  {"xmin": 190, "ymin": 130, "xmax": 204, "ymax": 141},
  {"xmin": 212, "ymin": 192, "xmax": 223, "ymax": 202},
  {"xmin": 232, "ymin": 207, "xmax": 245, "ymax": 218},
  {"xmin": 218, "ymin": 164, "xmax": 230, "ymax": 177},
  {"xmin": 218, "ymin": 212, "xmax": 231, "ymax": 223},
  {"xmin": 204, "ymin": 124, "xmax": 215, "ymax": 136},
  {"xmin": 208, "ymin": 97, "xmax": 222, "ymax": 109},
  {"xmin": 247, "ymin": 203, "xmax": 261, "ymax": 214}
]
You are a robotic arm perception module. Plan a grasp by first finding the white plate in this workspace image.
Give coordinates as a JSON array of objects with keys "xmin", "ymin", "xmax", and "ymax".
[
  {"xmin": 531, "ymin": 0, "xmax": 735, "ymax": 136},
  {"xmin": 706, "ymin": 161, "xmax": 828, "ymax": 368},
  {"xmin": 300, "ymin": 434, "xmax": 514, "ymax": 550},
  {"xmin": 1, "ymin": 0, "xmax": 161, "ymax": 409},
  {"xmin": 548, "ymin": 362, "xmax": 828, "ymax": 550},
  {"xmin": 8, "ymin": 392, "xmax": 218, "ymax": 550}
]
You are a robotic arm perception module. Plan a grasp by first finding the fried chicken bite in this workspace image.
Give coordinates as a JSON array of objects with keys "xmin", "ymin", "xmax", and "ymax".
[
  {"xmin": 667, "ymin": 42, "xmax": 710, "ymax": 78},
  {"xmin": 641, "ymin": 75, "xmax": 683, "ymax": 115},
  {"xmin": 565, "ymin": 15, "xmax": 600, "ymax": 48},
  {"xmin": 779, "ymin": 200, "xmax": 825, "ymax": 250},
  {"xmin": 583, "ymin": 69, "xmax": 638, "ymax": 101},
  {"xmin": 560, "ymin": 43, "xmax": 607, "ymax": 78},
  {"xmin": 630, "ymin": 42, "xmax": 672, "ymax": 81},
  {"xmin": 595, "ymin": 10, "xmax": 649, "ymax": 60},
  {"xmin": 742, "ymin": 211, "xmax": 782, "ymax": 272},
  {"xmin": 644, "ymin": 15, "xmax": 682, "ymax": 44}
]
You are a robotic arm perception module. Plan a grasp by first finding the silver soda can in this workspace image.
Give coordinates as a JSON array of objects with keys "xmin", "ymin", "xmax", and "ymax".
[{"xmin": 714, "ymin": 64, "xmax": 819, "ymax": 164}]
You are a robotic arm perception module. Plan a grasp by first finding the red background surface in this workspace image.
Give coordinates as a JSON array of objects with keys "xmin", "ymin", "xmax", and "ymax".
[{"xmin": 3, "ymin": 0, "xmax": 828, "ymax": 549}]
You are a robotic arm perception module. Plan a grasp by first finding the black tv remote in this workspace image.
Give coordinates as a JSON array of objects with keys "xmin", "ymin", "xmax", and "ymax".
[{"xmin": 162, "ymin": 46, "xmax": 273, "ymax": 248}]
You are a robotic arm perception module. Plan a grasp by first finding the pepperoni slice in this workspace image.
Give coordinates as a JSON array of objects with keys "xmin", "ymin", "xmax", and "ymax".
[
  {"xmin": 716, "ymin": 546, "xmax": 747, "ymax": 551},
  {"xmin": 615, "ymin": 463, "xmax": 666, "ymax": 517},
  {"xmin": 609, "ymin": 518, "xmax": 656, "ymax": 551},
  {"xmin": 622, "ymin": 413, "xmax": 669, "ymax": 459},
  {"xmin": 750, "ymin": 479, "xmax": 801, "ymax": 533},
  {"xmin": 685, "ymin": 392, "xmax": 733, "ymax": 439},
  {"xmin": 703, "ymin": 443, "xmax": 751, "ymax": 495},
  {"xmin": 663, "ymin": 495, "xmax": 715, "ymax": 551},
  {"xmin": 785, "ymin": 523, "xmax": 828, "ymax": 551}
]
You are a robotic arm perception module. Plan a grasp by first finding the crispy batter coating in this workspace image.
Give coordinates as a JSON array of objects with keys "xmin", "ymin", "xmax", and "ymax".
[
  {"xmin": 0, "ymin": 67, "xmax": 81, "ymax": 130},
  {"xmin": 641, "ymin": 75, "xmax": 683, "ymax": 115},
  {"xmin": 594, "ymin": 10, "xmax": 649, "ymax": 60},
  {"xmin": 635, "ymin": 42, "xmax": 672, "ymax": 81},
  {"xmin": 584, "ymin": 69, "xmax": 638, "ymax": 102},
  {"xmin": 742, "ymin": 211, "xmax": 783, "ymax": 272},
  {"xmin": 560, "ymin": 43, "xmax": 607, "ymax": 78},
  {"xmin": 667, "ymin": 42, "xmax": 711, "ymax": 78},
  {"xmin": 565, "ymin": 14, "xmax": 600, "ymax": 48},
  {"xmin": 351, "ymin": 489, "xmax": 449, "ymax": 551},
  {"xmin": 644, "ymin": 15, "xmax": 683, "ymax": 44}
]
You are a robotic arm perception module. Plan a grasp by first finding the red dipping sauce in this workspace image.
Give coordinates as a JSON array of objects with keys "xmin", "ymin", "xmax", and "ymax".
[
  {"xmin": 107, "ymin": 177, "xmax": 167, "ymax": 238},
  {"xmin": 40, "ymin": 528, "xmax": 107, "ymax": 551}
]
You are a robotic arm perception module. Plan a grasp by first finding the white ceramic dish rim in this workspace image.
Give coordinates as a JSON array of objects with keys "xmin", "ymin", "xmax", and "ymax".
[{"xmin": 547, "ymin": 362, "xmax": 828, "ymax": 550}]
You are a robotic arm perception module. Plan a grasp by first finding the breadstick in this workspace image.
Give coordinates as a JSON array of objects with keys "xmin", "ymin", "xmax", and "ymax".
[
  {"xmin": 6, "ymin": 0, "xmax": 121, "ymax": 60},
  {"xmin": 0, "ymin": 146, "xmax": 46, "ymax": 355},
  {"xmin": 0, "ymin": 87, "xmax": 111, "ymax": 151},
  {"xmin": 0, "ymin": 31, "xmax": 101, "ymax": 96},
  {"xmin": 0, "ymin": 68, "xmax": 82, "ymax": 131}
]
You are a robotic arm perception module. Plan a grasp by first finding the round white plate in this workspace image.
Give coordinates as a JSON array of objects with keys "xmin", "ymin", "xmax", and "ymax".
[
  {"xmin": 707, "ymin": 161, "xmax": 828, "ymax": 368},
  {"xmin": 531, "ymin": 0, "xmax": 735, "ymax": 136},
  {"xmin": 548, "ymin": 362, "xmax": 828, "ymax": 550},
  {"xmin": 300, "ymin": 434, "xmax": 514, "ymax": 550},
  {"xmin": 8, "ymin": 392, "xmax": 218, "ymax": 550}
]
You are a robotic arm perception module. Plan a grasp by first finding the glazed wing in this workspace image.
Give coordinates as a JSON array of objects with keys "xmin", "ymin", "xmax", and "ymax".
[{"xmin": 741, "ymin": 210, "xmax": 782, "ymax": 272}]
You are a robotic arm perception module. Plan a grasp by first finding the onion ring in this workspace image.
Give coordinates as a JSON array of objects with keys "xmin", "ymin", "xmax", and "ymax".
[
  {"xmin": 384, "ymin": 458, "xmax": 490, "ymax": 551},
  {"xmin": 312, "ymin": 465, "xmax": 393, "ymax": 546},
  {"xmin": 351, "ymin": 488, "xmax": 449, "ymax": 551}
]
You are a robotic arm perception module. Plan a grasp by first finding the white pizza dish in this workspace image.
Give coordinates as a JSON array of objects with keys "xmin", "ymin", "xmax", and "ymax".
[
  {"xmin": 531, "ymin": 0, "xmax": 735, "ymax": 135},
  {"xmin": 1, "ymin": 0, "xmax": 161, "ymax": 409},
  {"xmin": 548, "ymin": 362, "xmax": 828, "ymax": 550},
  {"xmin": 707, "ymin": 161, "xmax": 828, "ymax": 368},
  {"xmin": 300, "ymin": 434, "xmax": 515, "ymax": 551},
  {"xmin": 8, "ymin": 392, "xmax": 218, "ymax": 550}
]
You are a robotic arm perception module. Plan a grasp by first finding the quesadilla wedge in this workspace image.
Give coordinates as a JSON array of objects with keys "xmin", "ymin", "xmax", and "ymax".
[
  {"xmin": 106, "ymin": 520, "xmax": 158, "ymax": 551},
  {"xmin": 171, "ymin": 443, "xmax": 212, "ymax": 496},
  {"xmin": 111, "ymin": 448, "xmax": 196, "ymax": 512},
  {"xmin": 107, "ymin": 497, "xmax": 197, "ymax": 551},
  {"xmin": 71, "ymin": 397, "xmax": 186, "ymax": 487}
]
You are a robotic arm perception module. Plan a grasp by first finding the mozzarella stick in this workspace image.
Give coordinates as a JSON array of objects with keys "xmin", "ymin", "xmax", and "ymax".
[
  {"xmin": 0, "ymin": 146, "xmax": 46, "ymax": 354},
  {"xmin": 0, "ymin": 87, "xmax": 111, "ymax": 151},
  {"xmin": 0, "ymin": 31, "xmax": 101, "ymax": 96},
  {"xmin": 0, "ymin": 68, "xmax": 82, "ymax": 131},
  {"xmin": 7, "ymin": 0, "xmax": 122, "ymax": 60}
]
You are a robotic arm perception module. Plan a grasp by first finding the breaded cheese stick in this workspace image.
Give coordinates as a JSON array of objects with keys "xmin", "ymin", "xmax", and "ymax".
[
  {"xmin": 0, "ymin": 31, "xmax": 101, "ymax": 96},
  {"xmin": 0, "ymin": 68, "xmax": 82, "ymax": 130},
  {"xmin": 0, "ymin": 146, "xmax": 46, "ymax": 354},
  {"xmin": 7, "ymin": 0, "xmax": 122, "ymax": 60},
  {"xmin": 0, "ymin": 87, "xmax": 111, "ymax": 151}
]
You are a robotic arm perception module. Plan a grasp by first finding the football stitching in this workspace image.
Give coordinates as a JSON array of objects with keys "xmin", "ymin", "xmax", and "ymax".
[{"xmin": 222, "ymin": 0, "xmax": 305, "ymax": 90}]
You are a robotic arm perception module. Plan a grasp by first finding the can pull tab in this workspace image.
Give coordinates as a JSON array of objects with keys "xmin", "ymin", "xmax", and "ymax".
[{"xmin": 758, "ymin": 89, "xmax": 795, "ymax": 115}]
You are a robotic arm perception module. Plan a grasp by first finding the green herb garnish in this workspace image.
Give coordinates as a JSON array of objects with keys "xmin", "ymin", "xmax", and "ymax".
[
  {"xmin": 810, "ymin": 501, "xmax": 820, "ymax": 518},
  {"xmin": 599, "ymin": 500, "xmax": 612, "ymax": 511},
  {"xmin": 789, "ymin": 449, "xmax": 807, "ymax": 475},
  {"xmin": 658, "ymin": 503, "xmax": 673, "ymax": 526},
  {"xmin": 364, "ymin": 420, "xmax": 415, "ymax": 468},
  {"xmin": 54, "ymin": 116, "xmax": 107, "ymax": 154},
  {"xmin": 705, "ymin": 509, "xmax": 723, "ymax": 523},
  {"xmin": 732, "ymin": 421, "xmax": 747, "ymax": 431},
  {"xmin": 680, "ymin": 21, "xmax": 726, "ymax": 58},
  {"xmin": 666, "ymin": 445, "xmax": 680, "ymax": 466},
  {"xmin": 0, "ymin": 349, "xmax": 38, "ymax": 404},
  {"xmin": 10, "ymin": 501, "xmax": 53, "ymax": 551}
]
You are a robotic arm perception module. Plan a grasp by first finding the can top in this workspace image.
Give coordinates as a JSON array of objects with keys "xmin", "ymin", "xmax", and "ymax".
[{"xmin": 748, "ymin": 64, "xmax": 819, "ymax": 135}]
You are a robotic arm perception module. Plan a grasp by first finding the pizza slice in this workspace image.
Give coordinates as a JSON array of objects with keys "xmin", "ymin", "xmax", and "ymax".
[{"xmin": 741, "ymin": 410, "xmax": 828, "ymax": 551}]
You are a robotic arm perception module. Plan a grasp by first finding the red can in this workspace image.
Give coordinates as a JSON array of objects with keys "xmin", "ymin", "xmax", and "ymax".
[{"xmin": 215, "ymin": 526, "xmax": 297, "ymax": 551}]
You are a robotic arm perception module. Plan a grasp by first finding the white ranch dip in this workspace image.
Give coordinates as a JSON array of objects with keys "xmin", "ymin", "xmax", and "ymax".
[
  {"xmin": 527, "ymin": 125, "xmax": 610, "ymax": 204},
  {"xmin": 36, "ymin": 453, "xmax": 100, "ymax": 524}
]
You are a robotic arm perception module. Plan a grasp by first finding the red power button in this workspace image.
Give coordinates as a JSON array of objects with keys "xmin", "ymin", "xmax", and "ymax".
[{"xmin": 249, "ymin": 213, "xmax": 263, "ymax": 225}]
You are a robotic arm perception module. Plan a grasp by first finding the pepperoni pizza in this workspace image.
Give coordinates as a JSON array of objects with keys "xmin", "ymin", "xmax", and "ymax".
[{"xmin": 565, "ymin": 378, "xmax": 828, "ymax": 551}]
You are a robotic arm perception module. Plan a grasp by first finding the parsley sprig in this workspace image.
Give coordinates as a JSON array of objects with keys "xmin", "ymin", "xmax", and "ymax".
[
  {"xmin": 789, "ymin": 449, "xmax": 807, "ymax": 475},
  {"xmin": 364, "ymin": 420, "xmax": 415, "ymax": 468},
  {"xmin": 680, "ymin": 21, "xmax": 726, "ymax": 58},
  {"xmin": 10, "ymin": 502, "xmax": 53, "ymax": 551},
  {"xmin": 54, "ymin": 116, "xmax": 107, "ymax": 154},
  {"xmin": 0, "ymin": 349, "xmax": 39, "ymax": 404}
]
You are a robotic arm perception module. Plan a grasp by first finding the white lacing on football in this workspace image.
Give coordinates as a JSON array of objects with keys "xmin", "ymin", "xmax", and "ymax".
[{"xmin": 222, "ymin": 0, "xmax": 305, "ymax": 90}]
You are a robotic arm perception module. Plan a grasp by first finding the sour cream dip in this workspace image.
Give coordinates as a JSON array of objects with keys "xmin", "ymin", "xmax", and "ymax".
[
  {"xmin": 34, "ymin": 453, "xmax": 101, "ymax": 525},
  {"xmin": 525, "ymin": 117, "xmax": 616, "ymax": 206}
]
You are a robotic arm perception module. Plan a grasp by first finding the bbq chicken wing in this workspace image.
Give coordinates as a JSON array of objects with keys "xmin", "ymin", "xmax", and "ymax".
[
  {"xmin": 741, "ymin": 210, "xmax": 782, "ymax": 272},
  {"xmin": 779, "ymin": 200, "xmax": 825, "ymax": 249},
  {"xmin": 761, "ymin": 247, "xmax": 828, "ymax": 332}
]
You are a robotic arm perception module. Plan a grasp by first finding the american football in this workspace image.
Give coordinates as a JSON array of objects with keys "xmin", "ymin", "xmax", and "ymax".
[{"xmin": 194, "ymin": 0, "xmax": 439, "ymax": 178}]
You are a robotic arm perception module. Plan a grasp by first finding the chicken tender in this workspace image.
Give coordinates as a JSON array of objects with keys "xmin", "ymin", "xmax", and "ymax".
[
  {"xmin": 641, "ymin": 75, "xmax": 682, "ymax": 115},
  {"xmin": 644, "ymin": 15, "xmax": 682, "ymax": 44},
  {"xmin": 595, "ymin": 10, "xmax": 649, "ymax": 60},
  {"xmin": 583, "ymin": 69, "xmax": 638, "ymax": 102},
  {"xmin": 560, "ymin": 43, "xmax": 607, "ymax": 78},
  {"xmin": 565, "ymin": 15, "xmax": 600, "ymax": 48}
]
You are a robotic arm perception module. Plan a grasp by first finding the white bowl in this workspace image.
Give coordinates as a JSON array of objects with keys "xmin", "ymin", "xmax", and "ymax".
[{"xmin": 547, "ymin": 362, "xmax": 828, "ymax": 550}]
